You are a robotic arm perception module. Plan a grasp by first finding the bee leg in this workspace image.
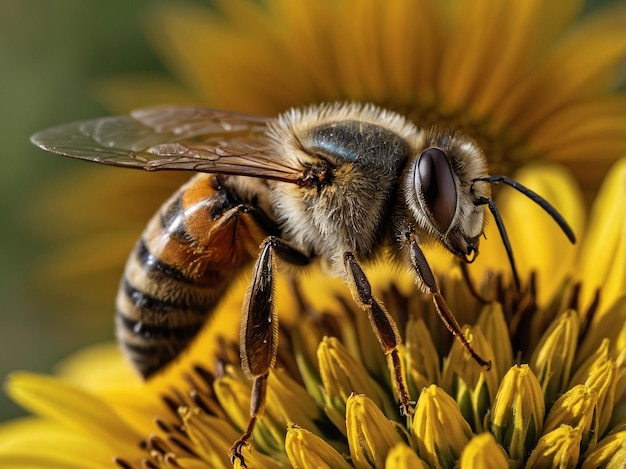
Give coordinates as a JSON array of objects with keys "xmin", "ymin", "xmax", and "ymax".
[
  {"xmin": 408, "ymin": 233, "xmax": 492, "ymax": 370},
  {"xmin": 343, "ymin": 252, "xmax": 413, "ymax": 416},
  {"xmin": 229, "ymin": 374, "xmax": 268, "ymax": 468},
  {"xmin": 229, "ymin": 236, "xmax": 310, "ymax": 466}
]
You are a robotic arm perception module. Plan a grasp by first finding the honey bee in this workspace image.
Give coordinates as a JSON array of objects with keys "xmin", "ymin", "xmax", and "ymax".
[{"xmin": 31, "ymin": 102, "xmax": 575, "ymax": 466}]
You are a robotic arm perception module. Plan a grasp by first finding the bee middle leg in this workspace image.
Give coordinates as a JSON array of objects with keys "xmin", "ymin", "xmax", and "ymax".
[
  {"xmin": 229, "ymin": 236, "xmax": 309, "ymax": 467},
  {"xmin": 343, "ymin": 252, "xmax": 413, "ymax": 416}
]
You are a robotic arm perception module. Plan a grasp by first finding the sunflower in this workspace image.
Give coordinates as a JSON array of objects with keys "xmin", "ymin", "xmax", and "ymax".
[
  {"xmin": 9, "ymin": 0, "xmax": 626, "ymax": 467},
  {"xmin": 2, "ymin": 159, "xmax": 625, "ymax": 468}
]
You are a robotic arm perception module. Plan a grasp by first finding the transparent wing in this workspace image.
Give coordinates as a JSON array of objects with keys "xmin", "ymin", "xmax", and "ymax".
[{"xmin": 30, "ymin": 106, "xmax": 304, "ymax": 183}]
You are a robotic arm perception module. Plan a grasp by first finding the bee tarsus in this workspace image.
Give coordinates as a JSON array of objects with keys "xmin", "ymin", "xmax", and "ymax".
[{"xmin": 228, "ymin": 372, "xmax": 268, "ymax": 468}]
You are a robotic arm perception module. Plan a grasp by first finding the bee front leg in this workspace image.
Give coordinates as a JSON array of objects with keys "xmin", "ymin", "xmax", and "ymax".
[
  {"xmin": 229, "ymin": 236, "xmax": 309, "ymax": 467},
  {"xmin": 407, "ymin": 232, "xmax": 492, "ymax": 369},
  {"xmin": 343, "ymin": 252, "xmax": 413, "ymax": 416}
]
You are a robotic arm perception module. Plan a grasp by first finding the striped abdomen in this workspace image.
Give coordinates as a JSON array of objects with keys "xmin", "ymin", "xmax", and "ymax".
[{"xmin": 116, "ymin": 174, "xmax": 274, "ymax": 377}]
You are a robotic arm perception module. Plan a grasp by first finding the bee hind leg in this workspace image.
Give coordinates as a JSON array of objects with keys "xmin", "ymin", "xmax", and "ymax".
[
  {"xmin": 343, "ymin": 252, "xmax": 413, "ymax": 416},
  {"xmin": 229, "ymin": 236, "xmax": 310, "ymax": 466}
]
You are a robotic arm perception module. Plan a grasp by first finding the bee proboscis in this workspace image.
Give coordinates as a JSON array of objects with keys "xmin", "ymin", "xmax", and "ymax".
[{"xmin": 31, "ymin": 102, "xmax": 575, "ymax": 466}]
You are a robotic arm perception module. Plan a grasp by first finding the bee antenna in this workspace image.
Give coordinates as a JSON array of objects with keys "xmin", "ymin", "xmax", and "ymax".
[
  {"xmin": 474, "ymin": 196, "xmax": 521, "ymax": 289},
  {"xmin": 475, "ymin": 175, "xmax": 576, "ymax": 244}
]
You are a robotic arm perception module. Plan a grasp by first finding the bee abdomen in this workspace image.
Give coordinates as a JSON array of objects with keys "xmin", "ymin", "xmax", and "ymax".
[
  {"xmin": 116, "ymin": 240, "xmax": 231, "ymax": 378},
  {"xmin": 115, "ymin": 174, "xmax": 272, "ymax": 378}
]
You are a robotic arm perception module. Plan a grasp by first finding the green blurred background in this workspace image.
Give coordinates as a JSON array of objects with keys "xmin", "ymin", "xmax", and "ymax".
[{"xmin": 0, "ymin": 0, "xmax": 184, "ymax": 421}]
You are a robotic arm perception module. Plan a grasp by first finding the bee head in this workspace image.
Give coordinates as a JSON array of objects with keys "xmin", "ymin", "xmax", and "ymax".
[
  {"xmin": 405, "ymin": 128, "xmax": 576, "ymax": 289},
  {"xmin": 405, "ymin": 129, "xmax": 490, "ymax": 262}
]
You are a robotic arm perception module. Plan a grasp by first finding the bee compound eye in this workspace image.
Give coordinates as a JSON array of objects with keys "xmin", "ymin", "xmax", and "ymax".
[{"xmin": 416, "ymin": 147, "xmax": 457, "ymax": 231}]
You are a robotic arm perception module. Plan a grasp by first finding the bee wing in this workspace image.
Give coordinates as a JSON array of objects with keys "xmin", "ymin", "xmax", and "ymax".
[{"xmin": 31, "ymin": 106, "xmax": 304, "ymax": 183}]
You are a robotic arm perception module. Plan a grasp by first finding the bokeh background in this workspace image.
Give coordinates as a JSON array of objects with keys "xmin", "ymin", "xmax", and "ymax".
[{"xmin": 0, "ymin": 0, "xmax": 195, "ymax": 421}]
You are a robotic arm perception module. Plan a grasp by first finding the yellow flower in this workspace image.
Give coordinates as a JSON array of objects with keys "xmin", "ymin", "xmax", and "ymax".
[
  {"xmin": 10, "ymin": 0, "xmax": 626, "ymax": 467},
  {"xmin": 2, "ymin": 159, "xmax": 624, "ymax": 468},
  {"xmin": 490, "ymin": 365, "xmax": 545, "ymax": 465}
]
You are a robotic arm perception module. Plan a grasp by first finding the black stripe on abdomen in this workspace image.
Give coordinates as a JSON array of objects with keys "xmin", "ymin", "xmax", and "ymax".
[
  {"xmin": 116, "ymin": 309, "xmax": 200, "ymax": 341},
  {"xmin": 121, "ymin": 278, "xmax": 209, "ymax": 319},
  {"xmin": 135, "ymin": 238, "xmax": 195, "ymax": 284},
  {"xmin": 116, "ymin": 242, "xmax": 222, "ymax": 378}
]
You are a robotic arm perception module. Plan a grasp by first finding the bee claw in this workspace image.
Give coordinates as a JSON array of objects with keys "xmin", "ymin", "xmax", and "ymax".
[
  {"xmin": 229, "ymin": 440, "xmax": 249, "ymax": 468},
  {"xmin": 400, "ymin": 401, "xmax": 416, "ymax": 417}
]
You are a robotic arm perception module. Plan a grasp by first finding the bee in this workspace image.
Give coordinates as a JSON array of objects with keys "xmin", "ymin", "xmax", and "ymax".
[{"xmin": 31, "ymin": 102, "xmax": 575, "ymax": 466}]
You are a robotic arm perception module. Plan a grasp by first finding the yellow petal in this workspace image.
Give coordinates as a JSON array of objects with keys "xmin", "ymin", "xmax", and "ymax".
[
  {"xmin": 181, "ymin": 407, "xmax": 284, "ymax": 469},
  {"xmin": 441, "ymin": 326, "xmax": 498, "ymax": 432},
  {"xmin": 213, "ymin": 369, "xmax": 252, "ymax": 437},
  {"xmin": 459, "ymin": 433, "xmax": 510, "ymax": 469},
  {"xmin": 528, "ymin": 97, "xmax": 626, "ymax": 163},
  {"xmin": 535, "ymin": 0, "xmax": 584, "ymax": 46},
  {"xmin": 571, "ymin": 338, "xmax": 610, "ymax": 385},
  {"xmin": 0, "ymin": 417, "xmax": 114, "ymax": 468},
  {"xmin": 581, "ymin": 360, "xmax": 618, "ymax": 436},
  {"xmin": 264, "ymin": 369, "xmax": 325, "ymax": 446},
  {"xmin": 285, "ymin": 423, "xmax": 350, "ymax": 469},
  {"xmin": 575, "ymin": 297, "xmax": 626, "ymax": 368},
  {"xmin": 469, "ymin": 0, "xmax": 542, "ymax": 119},
  {"xmin": 4, "ymin": 372, "xmax": 144, "ymax": 459},
  {"xmin": 378, "ymin": 0, "xmax": 443, "ymax": 104},
  {"xmin": 345, "ymin": 394, "xmax": 405, "ymax": 469},
  {"xmin": 145, "ymin": 2, "xmax": 293, "ymax": 113},
  {"xmin": 441, "ymin": 326, "xmax": 497, "ymax": 395},
  {"xmin": 530, "ymin": 309, "xmax": 580, "ymax": 404},
  {"xmin": 269, "ymin": 0, "xmax": 346, "ymax": 100},
  {"xmin": 577, "ymin": 157, "xmax": 626, "ymax": 316},
  {"xmin": 405, "ymin": 316, "xmax": 441, "ymax": 396},
  {"xmin": 499, "ymin": 2, "xmax": 626, "ymax": 134},
  {"xmin": 476, "ymin": 302, "xmax": 514, "ymax": 380},
  {"xmin": 526, "ymin": 425, "xmax": 582, "ymax": 469},
  {"xmin": 413, "ymin": 385, "xmax": 473, "ymax": 468},
  {"xmin": 55, "ymin": 341, "xmax": 139, "ymax": 391},
  {"xmin": 212, "ymin": 365, "xmax": 310, "ymax": 455},
  {"xmin": 490, "ymin": 365, "xmax": 545, "ymax": 465},
  {"xmin": 385, "ymin": 443, "xmax": 430, "ymax": 469},
  {"xmin": 317, "ymin": 336, "xmax": 395, "ymax": 418},
  {"xmin": 543, "ymin": 384, "xmax": 598, "ymax": 453},
  {"xmin": 581, "ymin": 430, "xmax": 626, "ymax": 469}
]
